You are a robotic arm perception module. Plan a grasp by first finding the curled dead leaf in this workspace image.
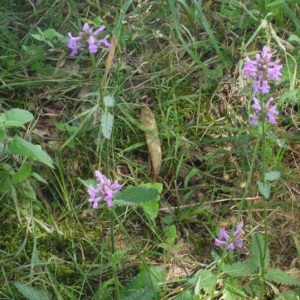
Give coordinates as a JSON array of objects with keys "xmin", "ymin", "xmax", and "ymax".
[{"xmin": 140, "ymin": 106, "xmax": 162, "ymax": 182}]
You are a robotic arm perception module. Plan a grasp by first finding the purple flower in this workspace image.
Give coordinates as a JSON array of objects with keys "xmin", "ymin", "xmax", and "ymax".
[
  {"xmin": 87, "ymin": 171, "xmax": 122, "ymax": 208},
  {"xmin": 244, "ymin": 46, "xmax": 282, "ymax": 94},
  {"xmin": 67, "ymin": 23, "xmax": 111, "ymax": 56},
  {"xmin": 250, "ymin": 97, "xmax": 278, "ymax": 125},
  {"xmin": 215, "ymin": 223, "xmax": 244, "ymax": 250}
]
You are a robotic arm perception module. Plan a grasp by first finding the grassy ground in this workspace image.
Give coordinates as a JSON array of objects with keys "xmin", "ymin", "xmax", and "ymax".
[{"xmin": 1, "ymin": 0, "xmax": 300, "ymax": 299}]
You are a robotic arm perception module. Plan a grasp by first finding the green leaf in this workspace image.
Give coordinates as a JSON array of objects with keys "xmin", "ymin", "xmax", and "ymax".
[
  {"xmin": 274, "ymin": 290, "xmax": 300, "ymax": 300},
  {"xmin": 103, "ymin": 95, "xmax": 115, "ymax": 107},
  {"xmin": 0, "ymin": 170, "xmax": 11, "ymax": 192},
  {"xmin": 114, "ymin": 186, "xmax": 160, "ymax": 206},
  {"xmin": 265, "ymin": 171, "xmax": 281, "ymax": 182},
  {"xmin": 222, "ymin": 261, "xmax": 258, "ymax": 277},
  {"xmin": 265, "ymin": 268, "xmax": 300, "ymax": 286},
  {"xmin": 138, "ymin": 182, "xmax": 162, "ymax": 220},
  {"xmin": 3, "ymin": 108, "xmax": 34, "ymax": 126},
  {"xmin": 43, "ymin": 29, "xmax": 56, "ymax": 39},
  {"xmin": 0, "ymin": 128, "xmax": 6, "ymax": 140},
  {"xmin": 223, "ymin": 277, "xmax": 247, "ymax": 299},
  {"xmin": 251, "ymin": 233, "xmax": 270, "ymax": 269},
  {"xmin": 257, "ymin": 180, "xmax": 270, "ymax": 199},
  {"xmin": 8, "ymin": 136, "xmax": 54, "ymax": 168},
  {"xmin": 173, "ymin": 290, "xmax": 194, "ymax": 300},
  {"xmin": 266, "ymin": 130, "xmax": 288, "ymax": 148},
  {"xmin": 31, "ymin": 172, "xmax": 48, "ymax": 184},
  {"xmin": 288, "ymin": 34, "xmax": 300, "ymax": 44},
  {"xmin": 266, "ymin": 0, "xmax": 284, "ymax": 7},
  {"xmin": 11, "ymin": 162, "xmax": 32, "ymax": 184},
  {"xmin": 139, "ymin": 200, "xmax": 159, "ymax": 220},
  {"xmin": 246, "ymin": 278, "xmax": 264, "ymax": 298},
  {"xmin": 31, "ymin": 33, "xmax": 44, "ymax": 41},
  {"xmin": 157, "ymin": 242, "xmax": 168, "ymax": 249},
  {"xmin": 194, "ymin": 269, "xmax": 217, "ymax": 293},
  {"xmin": 121, "ymin": 288, "xmax": 153, "ymax": 300},
  {"xmin": 14, "ymin": 282, "xmax": 50, "ymax": 300},
  {"xmin": 101, "ymin": 111, "xmax": 114, "ymax": 139},
  {"xmin": 184, "ymin": 168, "xmax": 199, "ymax": 188},
  {"xmin": 93, "ymin": 16, "xmax": 104, "ymax": 26},
  {"xmin": 161, "ymin": 215, "xmax": 174, "ymax": 225},
  {"xmin": 121, "ymin": 266, "xmax": 165, "ymax": 300},
  {"xmin": 2, "ymin": 120, "xmax": 25, "ymax": 128},
  {"xmin": 165, "ymin": 225, "xmax": 177, "ymax": 246}
]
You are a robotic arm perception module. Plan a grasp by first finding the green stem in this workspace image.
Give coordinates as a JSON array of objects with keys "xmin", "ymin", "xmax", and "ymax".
[
  {"xmin": 90, "ymin": 53, "xmax": 109, "ymax": 173},
  {"xmin": 261, "ymin": 97, "xmax": 269, "ymax": 299},
  {"xmin": 112, "ymin": 209, "xmax": 158, "ymax": 300},
  {"xmin": 110, "ymin": 209, "xmax": 121, "ymax": 300},
  {"xmin": 90, "ymin": 53, "xmax": 103, "ymax": 105}
]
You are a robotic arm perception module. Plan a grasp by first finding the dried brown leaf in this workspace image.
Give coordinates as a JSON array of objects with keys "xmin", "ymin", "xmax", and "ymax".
[
  {"xmin": 140, "ymin": 106, "xmax": 162, "ymax": 182},
  {"xmin": 102, "ymin": 35, "xmax": 117, "ymax": 85}
]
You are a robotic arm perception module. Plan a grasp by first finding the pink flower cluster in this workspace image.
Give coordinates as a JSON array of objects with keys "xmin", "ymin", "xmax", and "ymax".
[
  {"xmin": 243, "ymin": 46, "xmax": 282, "ymax": 125},
  {"xmin": 249, "ymin": 97, "xmax": 278, "ymax": 125},
  {"xmin": 244, "ymin": 45, "xmax": 282, "ymax": 94},
  {"xmin": 215, "ymin": 223, "xmax": 243, "ymax": 250},
  {"xmin": 87, "ymin": 171, "xmax": 122, "ymax": 208},
  {"xmin": 68, "ymin": 23, "xmax": 111, "ymax": 56}
]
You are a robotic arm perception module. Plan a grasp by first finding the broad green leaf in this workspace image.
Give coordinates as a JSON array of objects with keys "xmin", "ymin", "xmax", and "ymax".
[
  {"xmin": 257, "ymin": 180, "xmax": 270, "ymax": 199},
  {"xmin": 266, "ymin": 130, "xmax": 288, "ymax": 148},
  {"xmin": 265, "ymin": 171, "xmax": 281, "ymax": 182},
  {"xmin": 222, "ymin": 261, "xmax": 257, "ymax": 277},
  {"xmin": 157, "ymin": 243, "xmax": 168, "ymax": 249},
  {"xmin": 93, "ymin": 16, "xmax": 104, "ymax": 26},
  {"xmin": 194, "ymin": 269, "xmax": 217, "ymax": 293},
  {"xmin": 139, "ymin": 199, "xmax": 159, "ymax": 220},
  {"xmin": 265, "ymin": 268, "xmax": 300, "ymax": 286},
  {"xmin": 173, "ymin": 290, "xmax": 194, "ymax": 300},
  {"xmin": 31, "ymin": 33, "xmax": 44, "ymax": 41},
  {"xmin": 288, "ymin": 34, "xmax": 300, "ymax": 44},
  {"xmin": 165, "ymin": 225, "xmax": 177, "ymax": 246},
  {"xmin": 11, "ymin": 162, "xmax": 32, "ymax": 184},
  {"xmin": 121, "ymin": 288, "xmax": 153, "ymax": 300},
  {"xmin": 101, "ymin": 111, "xmax": 114, "ymax": 139},
  {"xmin": 2, "ymin": 120, "xmax": 25, "ymax": 128},
  {"xmin": 251, "ymin": 233, "xmax": 270, "ymax": 269},
  {"xmin": 246, "ymin": 278, "xmax": 263, "ymax": 298},
  {"xmin": 0, "ymin": 128, "xmax": 6, "ymax": 140},
  {"xmin": 14, "ymin": 282, "xmax": 50, "ymax": 300},
  {"xmin": 223, "ymin": 277, "xmax": 247, "ymax": 299},
  {"xmin": 103, "ymin": 95, "xmax": 115, "ymax": 107},
  {"xmin": 114, "ymin": 186, "xmax": 160, "ymax": 206},
  {"xmin": 22, "ymin": 183, "xmax": 37, "ymax": 200},
  {"xmin": 4, "ymin": 109, "xmax": 34, "ymax": 125},
  {"xmin": 274, "ymin": 290, "xmax": 300, "ymax": 300},
  {"xmin": 8, "ymin": 136, "xmax": 54, "ymax": 168},
  {"xmin": 54, "ymin": 121, "xmax": 80, "ymax": 133},
  {"xmin": 43, "ymin": 29, "xmax": 56, "ymax": 39},
  {"xmin": 121, "ymin": 266, "xmax": 165, "ymax": 300},
  {"xmin": 139, "ymin": 182, "xmax": 162, "ymax": 220},
  {"xmin": 0, "ymin": 170, "xmax": 11, "ymax": 192},
  {"xmin": 161, "ymin": 215, "xmax": 174, "ymax": 225}
]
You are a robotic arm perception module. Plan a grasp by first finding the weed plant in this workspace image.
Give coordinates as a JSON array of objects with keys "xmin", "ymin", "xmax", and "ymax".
[{"xmin": 1, "ymin": 0, "xmax": 300, "ymax": 299}]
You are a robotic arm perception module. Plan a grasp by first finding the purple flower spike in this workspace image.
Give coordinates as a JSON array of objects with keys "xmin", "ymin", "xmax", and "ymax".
[
  {"xmin": 250, "ymin": 97, "xmax": 278, "ymax": 125},
  {"xmin": 215, "ymin": 223, "xmax": 244, "ymax": 250},
  {"xmin": 67, "ymin": 23, "xmax": 111, "ymax": 56},
  {"xmin": 87, "ymin": 171, "xmax": 122, "ymax": 208},
  {"xmin": 244, "ymin": 46, "xmax": 282, "ymax": 94}
]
